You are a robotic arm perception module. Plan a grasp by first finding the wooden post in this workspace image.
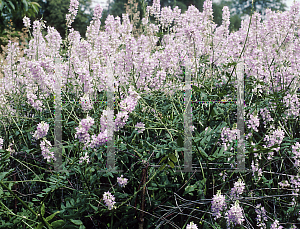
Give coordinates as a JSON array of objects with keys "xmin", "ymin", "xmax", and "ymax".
[
  {"xmin": 184, "ymin": 57, "xmax": 193, "ymax": 172},
  {"xmin": 54, "ymin": 57, "xmax": 63, "ymax": 173},
  {"xmin": 236, "ymin": 61, "xmax": 245, "ymax": 173}
]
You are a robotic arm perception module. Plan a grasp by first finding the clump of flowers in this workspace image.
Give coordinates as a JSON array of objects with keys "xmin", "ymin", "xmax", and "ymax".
[
  {"xmin": 255, "ymin": 204, "xmax": 267, "ymax": 229},
  {"xmin": 292, "ymin": 142, "xmax": 300, "ymax": 167},
  {"xmin": 114, "ymin": 111, "xmax": 129, "ymax": 132},
  {"xmin": 211, "ymin": 190, "xmax": 227, "ymax": 219},
  {"xmin": 80, "ymin": 93, "xmax": 93, "ymax": 112},
  {"xmin": 88, "ymin": 129, "xmax": 112, "ymax": 150},
  {"xmin": 23, "ymin": 16, "xmax": 30, "ymax": 28},
  {"xmin": 66, "ymin": 0, "xmax": 79, "ymax": 28},
  {"xmin": 117, "ymin": 175, "xmax": 128, "ymax": 187},
  {"xmin": 100, "ymin": 109, "xmax": 114, "ymax": 132},
  {"xmin": 260, "ymin": 107, "xmax": 274, "ymax": 128},
  {"xmin": 220, "ymin": 126, "xmax": 239, "ymax": 152},
  {"xmin": 40, "ymin": 139, "xmax": 56, "ymax": 162},
  {"xmin": 226, "ymin": 201, "xmax": 245, "ymax": 227},
  {"xmin": 135, "ymin": 122, "xmax": 145, "ymax": 134},
  {"xmin": 92, "ymin": 4, "xmax": 103, "ymax": 20},
  {"xmin": 246, "ymin": 111, "xmax": 260, "ymax": 132},
  {"xmin": 120, "ymin": 96, "xmax": 138, "ymax": 113},
  {"xmin": 263, "ymin": 127, "xmax": 285, "ymax": 159},
  {"xmin": 251, "ymin": 160, "xmax": 263, "ymax": 180},
  {"xmin": 79, "ymin": 152, "xmax": 90, "ymax": 164},
  {"xmin": 33, "ymin": 121, "xmax": 49, "ymax": 140},
  {"xmin": 270, "ymin": 220, "xmax": 283, "ymax": 229},
  {"xmin": 186, "ymin": 221, "xmax": 198, "ymax": 229},
  {"xmin": 230, "ymin": 178, "xmax": 245, "ymax": 199},
  {"xmin": 75, "ymin": 116, "xmax": 94, "ymax": 148},
  {"xmin": 103, "ymin": 191, "xmax": 116, "ymax": 210}
]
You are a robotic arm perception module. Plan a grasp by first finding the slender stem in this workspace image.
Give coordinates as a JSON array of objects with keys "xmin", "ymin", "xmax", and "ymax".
[{"xmin": 110, "ymin": 209, "xmax": 113, "ymax": 229}]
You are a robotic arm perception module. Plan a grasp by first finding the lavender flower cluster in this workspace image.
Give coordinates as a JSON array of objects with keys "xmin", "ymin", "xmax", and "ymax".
[
  {"xmin": 33, "ymin": 121, "xmax": 49, "ymax": 140},
  {"xmin": 79, "ymin": 152, "xmax": 90, "ymax": 164},
  {"xmin": 230, "ymin": 179, "xmax": 245, "ymax": 199},
  {"xmin": 255, "ymin": 204, "xmax": 268, "ymax": 229},
  {"xmin": 40, "ymin": 139, "xmax": 56, "ymax": 162},
  {"xmin": 117, "ymin": 175, "xmax": 128, "ymax": 187},
  {"xmin": 220, "ymin": 126, "xmax": 239, "ymax": 152},
  {"xmin": 75, "ymin": 115, "xmax": 94, "ymax": 149},
  {"xmin": 226, "ymin": 201, "xmax": 245, "ymax": 227},
  {"xmin": 74, "ymin": 88, "xmax": 142, "ymax": 151},
  {"xmin": 102, "ymin": 191, "xmax": 116, "ymax": 210},
  {"xmin": 246, "ymin": 112, "xmax": 260, "ymax": 133},
  {"xmin": 66, "ymin": 0, "xmax": 79, "ymax": 28},
  {"xmin": 211, "ymin": 179, "xmax": 246, "ymax": 226},
  {"xmin": 32, "ymin": 122, "xmax": 56, "ymax": 162},
  {"xmin": 263, "ymin": 127, "xmax": 285, "ymax": 159},
  {"xmin": 211, "ymin": 190, "xmax": 226, "ymax": 219},
  {"xmin": 135, "ymin": 122, "xmax": 146, "ymax": 134}
]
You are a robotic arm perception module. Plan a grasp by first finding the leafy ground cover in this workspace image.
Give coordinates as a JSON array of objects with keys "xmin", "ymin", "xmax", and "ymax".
[{"xmin": 0, "ymin": 0, "xmax": 300, "ymax": 228}]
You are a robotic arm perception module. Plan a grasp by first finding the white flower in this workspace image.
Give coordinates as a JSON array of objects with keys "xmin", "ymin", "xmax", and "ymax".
[
  {"xmin": 33, "ymin": 121, "xmax": 49, "ymax": 140},
  {"xmin": 40, "ymin": 139, "xmax": 56, "ymax": 162},
  {"xmin": 230, "ymin": 179, "xmax": 245, "ymax": 198},
  {"xmin": 270, "ymin": 220, "xmax": 283, "ymax": 229},
  {"xmin": 103, "ymin": 191, "xmax": 116, "ymax": 210},
  {"xmin": 79, "ymin": 152, "xmax": 90, "ymax": 164},
  {"xmin": 186, "ymin": 221, "xmax": 198, "ymax": 229},
  {"xmin": 135, "ymin": 122, "xmax": 145, "ymax": 134},
  {"xmin": 117, "ymin": 175, "xmax": 128, "ymax": 188},
  {"xmin": 23, "ymin": 16, "xmax": 30, "ymax": 28}
]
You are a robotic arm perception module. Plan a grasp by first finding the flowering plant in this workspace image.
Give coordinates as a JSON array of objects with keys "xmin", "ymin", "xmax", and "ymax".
[{"xmin": 0, "ymin": 0, "xmax": 299, "ymax": 228}]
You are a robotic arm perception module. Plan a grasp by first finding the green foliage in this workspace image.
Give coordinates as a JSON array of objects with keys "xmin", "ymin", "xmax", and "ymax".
[
  {"xmin": 34, "ymin": 0, "xmax": 93, "ymax": 40},
  {"xmin": 0, "ymin": 0, "xmax": 40, "ymax": 32}
]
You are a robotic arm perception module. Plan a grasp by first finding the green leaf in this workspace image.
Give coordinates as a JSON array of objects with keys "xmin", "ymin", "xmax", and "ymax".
[
  {"xmin": 168, "ymin": 154, "xmax": 177, "ymax": 163},
  {"xmin": 7, "ymin": 0, "xmax": 15, "ymax": 10},
  {"xmin": 89, "ymin": 204, "xmax": 98, "ymax": 211},
  {"xmin": 198, "ymin": 146, "xmax": 208, "ymax": 158},
  {"xmin": 159, "ymin": 156, "xmax": 167, "ymax": 164},
  {"xmin": 147, "ymin": 186, "xmax": 159, "ymax": 191},
  {"xmin": 184, "ymin": 185, "xmax": 195, "ymax": 196},
  {"xmin": 167, "ymin": 161, "xmax": 175, "ymax": 169},
  {"xmin": 70, "ymin": 219, "xmax": 83, "ymax": 225},
  {"xmin": 51, "ymin": 220, "xmax": 65, "ymax": 228},
  {"xmin": 36, "ymin": 222, "xmax": 43, "ymax": 229},
  {"xmin": 22, "ymin": 0, "xmax": 28, "ymax": 11},
  {"xmin": 66, "ymin": 201, "xmax": 71, "ymax": 208},
  {"xmin": 0, "ymin": 172, "xmax": 8, "ymax": 181},
  {"xmin": 41, "ymin": 203, "xmax": 45, "ymax": 217},
  {"xmin": 30, "ymin": 2, "xmax": 40, "ymax": 14},
  {"xmin": 46, "ymin": 211, "xmax": 60, "ymax": 222},
  {"xmin": 159, "ymin": 164, "xmax": 166, "ymax": 171}
]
